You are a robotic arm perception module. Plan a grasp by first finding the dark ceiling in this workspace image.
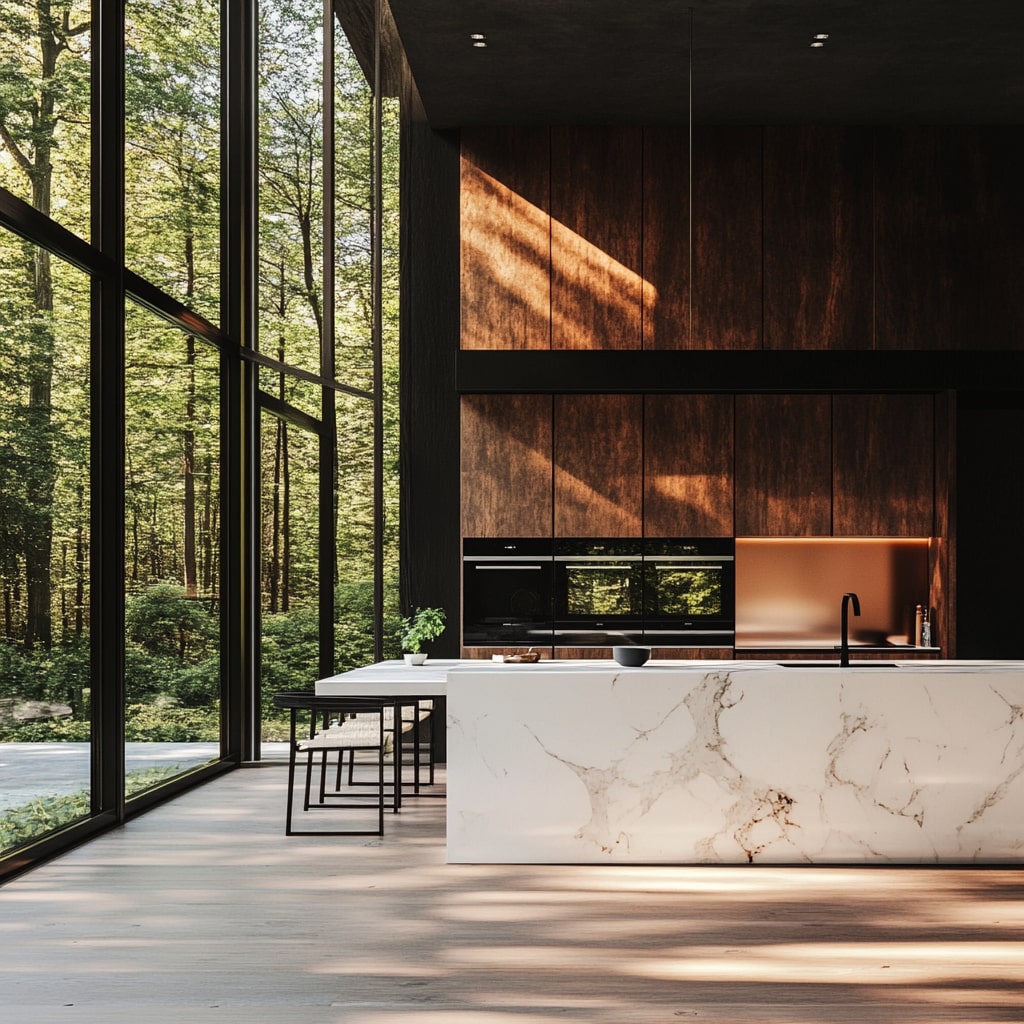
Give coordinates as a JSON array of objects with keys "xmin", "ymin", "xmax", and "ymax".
[{"xmin": 384, "ymin": 0, "xmax": 1024, "ymax": 127}]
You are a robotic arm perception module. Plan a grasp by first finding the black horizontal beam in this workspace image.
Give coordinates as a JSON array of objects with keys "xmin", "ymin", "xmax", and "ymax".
[{"xmin": 456, "ymin": 349, "xmax": 1024, "ymax": 395}]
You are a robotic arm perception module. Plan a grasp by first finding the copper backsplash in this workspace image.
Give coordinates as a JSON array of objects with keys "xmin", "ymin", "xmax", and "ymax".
[{"xmin": 735, "ymin": 538, "xmax": 931, "ymax": 649}]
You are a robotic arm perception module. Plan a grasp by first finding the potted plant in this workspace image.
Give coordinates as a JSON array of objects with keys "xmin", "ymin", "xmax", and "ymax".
[{"xmin": 399, "ymin": 607, "xmax": 446, "ymax": 665}]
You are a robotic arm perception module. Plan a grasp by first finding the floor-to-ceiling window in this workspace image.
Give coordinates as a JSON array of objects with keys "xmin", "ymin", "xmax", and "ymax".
[{"xmin": 0, "ymin": 0, "xmax": 399, "ymax": 876}]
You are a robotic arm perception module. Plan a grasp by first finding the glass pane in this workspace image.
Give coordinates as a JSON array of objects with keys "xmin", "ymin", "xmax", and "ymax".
[
  {"xmin": 124, "ymin": 302, "xmax": 221, "ymax": 797},
  {"xmin": 260, "ymin": 412, "xmax": 319, "ymax": 755},
  {"xmin": 258, "ymin": 0, "xmax": 324, "ymax": 377},
  {"xmin": 333, "ymin": 30, "xmax": 373, "ymax": 392},
  {"xmin": 0, "ymin": 228, "xmax": 91, "ymax": 854},
  {"xmin": 0, "ymin": 0, "xmax": 91, "ymax": 236},
  {"xmin": 334, "ymin": 391, "xmax": 382, "ymax": 666},
  {"xmin": 124, "ymin": 0, "xmax": 221, "ymax": 325}
]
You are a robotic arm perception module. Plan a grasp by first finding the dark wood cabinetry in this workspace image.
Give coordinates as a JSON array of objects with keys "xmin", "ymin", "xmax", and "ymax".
[
  {"xmin": 643, "ymin": 127, "xmax": 762, "ymax": 350},
  {"xmin": 461, "ymin": 124, "xmax": 1024, "ymax": 354},
  {"xmin": 691, "ymin": 127, "xmax": 763, "ymax": 351},
  {"xmin": 461, "ymin": 394, "xmax": 553, "ymax": 537},
  {"xmin": 554, "ymin": 394, "xmax": 643, "ymax": 536},
  {"xmin": 551, "ymin": 127, "xmax": 643, "ymax": 350},
  {"xmin": 460, "ymin": 126, "xmax": 551, "ymax": 350},
  {"xmin": 735, "ymin": 395, "xmax": 832, "ymax": 535},
  {"xmin": 832, "ymin": 394, "xmax": 935, "ymax": 536},
  {"xmin": 465, "ymin": 391, "xmax": 937, "ymax": 541},
  {"xmin": 875, "ymin": 127, "xmax": 1024, "ymax": 351},
  {"xmin": 764, "ymin": 126, "xmax": 873, "ymax": 350},
  {"xmin": 644, "ymin": 394, "xmax": 734, "ymax": 536}
]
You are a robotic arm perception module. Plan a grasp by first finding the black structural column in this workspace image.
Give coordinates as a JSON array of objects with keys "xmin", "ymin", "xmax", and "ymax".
[{"xmin": 221, "ymin": 0, "xmax": 259, "ymax": 761}]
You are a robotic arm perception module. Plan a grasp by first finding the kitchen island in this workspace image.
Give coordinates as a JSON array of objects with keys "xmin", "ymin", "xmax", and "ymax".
[{"xmin": 446, "ymin": 660, "xmax": 1024, "ymax": 865}]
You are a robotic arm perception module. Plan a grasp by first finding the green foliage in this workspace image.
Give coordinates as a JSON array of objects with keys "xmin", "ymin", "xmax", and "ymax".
[
  {"xmin": 398, "ymin": 607, "xmax": 446, "ymax": 653},
  {"xmin": 124, "ymin": 701, "xmax": 219, "ymax": 742},
  {"xmin": 0, "ymin": 0, "xmax": 403, "ymax": 790},
  {"xmin": 125, "ymin": 584, "xmax": 218, "ymax": 665},
  {"xmin": 0, "ymin": 789, "xmax": 90, "ymax": 852},
  {"xmin": 1, "ymin": 766, "xmax": 184, "ymax": 853}
]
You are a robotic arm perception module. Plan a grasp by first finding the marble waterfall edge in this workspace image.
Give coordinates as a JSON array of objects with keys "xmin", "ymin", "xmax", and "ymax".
[{"xmin": 445, "ymin": 664, "xmax": 1024, "ymax": 865}]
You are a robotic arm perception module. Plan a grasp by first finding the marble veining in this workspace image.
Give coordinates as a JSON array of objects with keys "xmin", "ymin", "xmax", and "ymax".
[{"xmin": 446, "ymin": 664, "xmax": 1024, "ymax": 865}]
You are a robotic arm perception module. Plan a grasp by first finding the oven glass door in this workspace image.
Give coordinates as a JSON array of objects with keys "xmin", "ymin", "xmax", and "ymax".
[
  {"xmin": 462, "ymin": 547, "xmax": 553, "ymax": 645},
  {"xmin": 645, "ymin": 563, "xmax": 726, "ymax": 619},
  {"xmin": 554, "ymin": 543, "xmax": 644, "ymax": 644},
  {"xmin": 562, "ymin": 562, "xmax": 642, "ymax": 618}
]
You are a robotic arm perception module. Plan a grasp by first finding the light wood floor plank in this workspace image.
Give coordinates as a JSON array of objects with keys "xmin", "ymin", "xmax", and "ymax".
[{"xmin": 1, "ymin": 765, "xmax": 1022, "ymax": 1023}]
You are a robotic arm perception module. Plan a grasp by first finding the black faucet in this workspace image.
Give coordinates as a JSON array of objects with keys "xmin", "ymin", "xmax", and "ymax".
[{"xmin": 840, "ymin": 592, "xmax": 861, "ymax": 667}]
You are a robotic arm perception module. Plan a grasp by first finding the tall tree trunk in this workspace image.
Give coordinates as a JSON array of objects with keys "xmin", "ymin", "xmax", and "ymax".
[
  {"xmin": 282, "ymin": 422, "xmax": 291, "ymax": 614},
  {"xmin": 0, "ymin": 3, "xmax": 87, "ymax": 649},
  {"xmin": 202, "ymin": 453, "xmax": 213, "ymax": 595},
  {"xmin": 270, "ymin": 418, "xmax": 282, "ymax": 613},
  {"xmin": 183, "ymin": 332, "xmax": 197, "ymax": 597},
  {"xmin": 75, "ymin": 482, "xmax": 85, "ymax": 635}
]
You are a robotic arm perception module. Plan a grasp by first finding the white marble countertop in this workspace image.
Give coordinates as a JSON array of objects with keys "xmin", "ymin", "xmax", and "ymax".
[
  {"xmin": 446, "ymin": 661, "xmax": 1024, "ymax": 865},
  {"xmin": 315, "ymin": 658, "xmax": 1024, "ymax": 696},
  {"xmin": 449, "ymin": 658, "xmax": 1024, "ymax": 674}
]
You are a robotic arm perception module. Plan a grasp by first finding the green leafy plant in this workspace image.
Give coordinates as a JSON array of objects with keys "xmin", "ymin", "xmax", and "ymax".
[{"xmin": 398, "ymin": 606, "xmax": 446, "ymax": 653}]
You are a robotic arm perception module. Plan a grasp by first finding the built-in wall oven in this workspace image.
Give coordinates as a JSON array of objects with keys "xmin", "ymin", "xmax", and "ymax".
[
  {"xmin": 462, "ymin": 539, "xmax": 554, "ymax": 646},
  {"xmin": 553, "ymin": 539, "xmax": 645, "ymax": 646},
  {"xmin": 550, "ymin": 538, "xmax": 734, "ymax": 647},
  {"xmin": 641, "ymin": 538, "xmax": 735, "ymax": 647},
  {"xmin": 463, "ymin": 537, "xmax": 735, "ymax": 649}
]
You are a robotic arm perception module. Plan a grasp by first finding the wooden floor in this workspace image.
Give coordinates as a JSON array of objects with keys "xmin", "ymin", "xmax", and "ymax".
[{"xmin": 1, "ymin": 764, "xmax": 1023, "ymax": 1023}]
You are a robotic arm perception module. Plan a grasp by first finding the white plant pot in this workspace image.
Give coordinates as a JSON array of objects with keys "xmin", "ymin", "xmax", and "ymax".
[{"xmin": 403, "ymin": 652, "xmax": 427, "ymax": 666}]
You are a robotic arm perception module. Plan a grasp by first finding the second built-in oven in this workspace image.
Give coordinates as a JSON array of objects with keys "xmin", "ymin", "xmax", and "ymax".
[
  {"xmin": 642, "ymin": 538, "xmax": 735, "ymax": 647},
  {"xmin": 553, "ymin": 539, "xmax": 645, "ymax": 646}
]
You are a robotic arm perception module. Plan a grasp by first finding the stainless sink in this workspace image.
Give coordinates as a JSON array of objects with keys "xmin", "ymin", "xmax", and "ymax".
[{"xmin": 776, "ymin": 661, "xmax": 900, "ymax": 668}]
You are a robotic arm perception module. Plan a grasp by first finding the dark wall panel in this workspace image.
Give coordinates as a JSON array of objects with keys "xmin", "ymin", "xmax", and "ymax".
[
  {"xmin": 956, "ymin": 397, "xmax": 1024, "ymax": 658},
  {"xmin": 400, "ymin": 122, "xmax": 461, "ymax": 655}
]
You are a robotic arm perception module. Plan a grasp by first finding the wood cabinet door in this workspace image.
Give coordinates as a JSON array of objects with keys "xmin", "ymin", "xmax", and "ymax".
[
  {"xmin": 461, "ymin": 126, "xmax": 551, "ymax": 350},
  {"xmin": 691, "ymin": 127, "xmax": 763, "ymax": 351},
  {"xmin": 832, "ymin": 394, "xmax": 934, "ymax": 536},
  {"xmin": 735, "ymin": 394, "xmax": 832, "ymax": 536},
  {"xmin": 764, "ymin": 126, "xmax": 873, "ymax": 350},
  {"xmin": 875, "ymin": 127, "xmax": 1024, "ymax": 351},
  {"xmin": 643, "ymin": 127, "xmax": 762, "ymax": 350},
  {"xmin": 644, "ymin": 394, "xmax": 734, "ymax": 536},
  {"xmin": 551, "ymin": 126, "xmax": 643, "ymax": 350},
  {"xmin": 554, "ymin": 394, "xmax": 642, "ymax": 536},
  {"xmin": 461, "ymin": 394, "xmax": 553, "ymax": 537}
]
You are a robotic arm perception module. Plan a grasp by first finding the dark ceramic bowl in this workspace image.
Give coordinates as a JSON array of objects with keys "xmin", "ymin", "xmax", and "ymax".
[{"xmin": 612, "ymin": 645, "xmax": 651, "ymax": 667}]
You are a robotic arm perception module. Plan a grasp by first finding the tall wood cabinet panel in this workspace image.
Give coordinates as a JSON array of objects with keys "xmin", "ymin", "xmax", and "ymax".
[
  {"xmin": 764, "ymin": 126, "xmax": 874, "ymax": 350},
  {"xmin": 644, "ymin": 394, "xmax": 734, "ymax": 536},
  {"xmin": 554, "ymin": 394, "xmax": 642, "ymax": 536},
  {"xmin": 734, "ymin": 394, "xmax": 832, "ymax": 536},
  {"xmin": 644, "ymin": 128, "xmax": 762, "ymax": 350},
  {"xmin": 641, "ymin": 127, "xmax": 689, "ymax": 349},
  {"xmin": 551, "ymin": 126, "xmax": 643, "ymax": 350},
  {"xmin": 832, "ymin": 394, "xmax": 934, "ymax": 536},
  {"xmin": 461, "ymin": 394, "xmax": 553, "ymax": 537},
  {"xmin": 875, "ymin": 127, "xmax": 1024, "ymax": 350},
  {"xmin": 460, "ymin": 126, "xmax": 551, "ymax": 350},
  {"xmin": 691, "ymin": 127, "xmax": 763, "ymax": 351}
]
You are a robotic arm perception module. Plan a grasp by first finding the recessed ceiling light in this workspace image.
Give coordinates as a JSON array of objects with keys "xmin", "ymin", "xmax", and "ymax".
[
  {"xmin": 470, "ymin": 33, "xmax": 487, "ymax": 47},
  {"xmin": 472, "ymin": 40, "xmax": 488, "ymax": 48},
  {"xmin": 810, "ymin": 40, "xmax": 825, "ymax": 47},
  {"xmin": 813, "ymin": 33, "xmax": 829, "ymax": 40}
]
